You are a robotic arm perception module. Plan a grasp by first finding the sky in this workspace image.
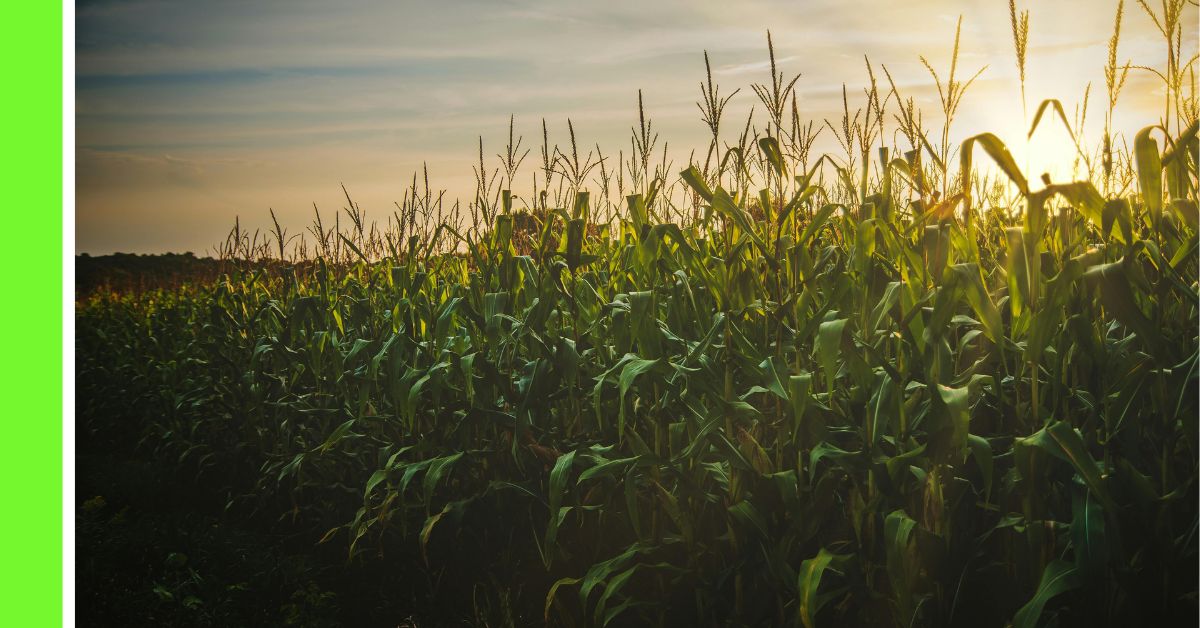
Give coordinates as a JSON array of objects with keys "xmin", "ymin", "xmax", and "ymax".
[{"xmin": 75, "ymin": 0, "xmax": 1196, "ymax": 255}]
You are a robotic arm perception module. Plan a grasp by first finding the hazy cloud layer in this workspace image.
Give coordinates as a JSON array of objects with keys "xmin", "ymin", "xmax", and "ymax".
[{"xmin": 76, "ymin": 0, "xmax": 1195, "ymax": 254}]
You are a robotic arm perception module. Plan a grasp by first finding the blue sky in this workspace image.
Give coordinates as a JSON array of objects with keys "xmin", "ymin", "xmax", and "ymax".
[{"xmin": 75, "ymin": 0, "xmax": 1194, "ymax": 254}]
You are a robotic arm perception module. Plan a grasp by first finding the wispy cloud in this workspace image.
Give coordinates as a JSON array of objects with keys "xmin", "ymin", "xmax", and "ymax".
[{"xmin": 717, "ymin": 55, "xmax": 800, "ymax": 76}]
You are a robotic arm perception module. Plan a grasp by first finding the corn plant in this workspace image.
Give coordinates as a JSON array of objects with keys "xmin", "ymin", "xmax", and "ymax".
[{"xmin": 77, "ymin": 7, "xmax": 1199, "ymax": 627}]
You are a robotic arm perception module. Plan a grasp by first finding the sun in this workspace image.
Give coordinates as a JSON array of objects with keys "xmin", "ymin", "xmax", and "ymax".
[
  {"xmin": 983, "ymin": 114, "xmax": 1089, "ymax": 189},
  {"xmin": 1019, "ymin": 123, "xmax": 1090, "ymax": 185}
]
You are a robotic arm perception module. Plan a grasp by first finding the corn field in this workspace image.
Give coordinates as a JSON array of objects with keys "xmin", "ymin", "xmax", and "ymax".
[{"xmin": 77, "ymin": 7, "xmax": 1199, "ymax": 627}]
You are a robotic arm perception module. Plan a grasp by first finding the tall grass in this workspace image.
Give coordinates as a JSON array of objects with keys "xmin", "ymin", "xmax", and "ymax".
[{"xmin": 77, "ymin": 5, "xmax": 1198, "ymax": 626}]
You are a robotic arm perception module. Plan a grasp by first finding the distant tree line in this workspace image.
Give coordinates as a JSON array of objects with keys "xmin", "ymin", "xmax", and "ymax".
[{"xmin": 75, "ymin": 252, "xmax": 225, "ymax": 298}]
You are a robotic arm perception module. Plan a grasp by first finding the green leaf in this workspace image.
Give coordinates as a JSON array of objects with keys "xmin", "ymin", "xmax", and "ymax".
[
  {"xmin": 1028, "ymin": 99, "xmax": 1079, "ymax": 148},
  {"xmin": 420, "ymin": 504, "xmax": 450, "ymax": 563},
  {"xmin": 422, "ymin": 452, "xmax": 464, "ymax": 513},
  {"xmin": 967, "ymin": 434, "xmax": 994, "ymax": 500},
  {"xmin": 759, "ymin": 136, "xmax": 787, "ymax": 179},
  {"xmin": 728, "ymin": 499, "xmax": 769, "ymax": 540},
  {"xmin": 1017, "ymin": 422, "xmax": 1114, "ymax": 510},
  {"xmin": 1163, "ymin": 120, "xmax": 1198, "ymax": 203},
  {"xmin": 788, "ymin": 372, "xmax": 819, "ymax": 444},
  {"xmin": 544, "ymin": 450, "xmax": 578, "ymax": 560},
  {"xmin": 1083, "ymin": 260, "xmax": 1159, "ymax": 355},
  {"xmin": 949, "ymin": 263, "xmax": 1003, "ymax": 344},
  {"xmin": 624, "ymin": 467, "xmax": 642, "ymax": 538},
  {"xmin": 545, "ymin": 577, "xmax": 581, "ymax": 624},
  {"xmin": 961, "ymin": 132, "xmax": 1029, "ymax": 197},
  {"xmin": 316, "ymin": 418, "xmax": 356, "ymax": 453},
  {"xmin": 936, "ymin": 384, "xmax": 971, "ymax": 456},
  {"xmin": 617, "ymin": 356, "xmax": 662, "ymax": 438},
  {"xmin": 1012, "ymin": 560, "xmax": 1081, "ymax": 628},
  {"xmin": 679, "ymin": 165, "xmax": 713, "ymax": 203},
  {"xmin": 572, "ymin": 190, "xmax": 590, "ymax": 221},
  {"xmin": 579, "ymin": 455, "xmax": 642, "ymax": 483},
  {"xmin": 337, "ymin": 233, "xmax": 369, "ymax": 263},
  {"xmin": 628, "ymin": 291, "xmax": 662, "ymax": 358},
  {"xmin": 563, "ymin": 219, "xmax": 586, "ymax": 269},
  {"xmin": 364, "ymin": 468, "xmax": 388, "ymax": 499},
  {"xmin": 580, "ymin": 546, "xmax": 639, "ymax": 605},
  {"xmin": 593, "ymin": 565, "xmax": 639, "ymax": 627},
  {"xmin": 1107, "ymin": 198, "xmax": 1136, "ymax": 243},
  {"xmin": 434, "ymin": 296, "xmax": 463, "ymax": 339},
  {"xmin": 1134, "ymin": 126, "xmax": 1163, "ymax": 225},
  {"xmin": 342, "ymin": 338, "xmax": 374, "ymax": 367},
  {"xmin": 1071, "ymin": 490, "xmax": 1108, "ymax": 582},
  {"xmin": 814, "ymin": 318, "xmax": 848, "ymax": 393},
  {"xmin": 1005, "ymin": 227, "xmax": 1029, "ymax": 319},
  {"xmin": 884, "ymin": 510, "xmax": 920, "ymax": 623},
  {"xmin": 735, "ymin": 427, "xmax": 774, "ymax": 474},
  {"xmin": 758, "ymin": 356, "xmax": 791, "ymax": 401},
  {"xmin": 626, "ymin": 194, "xmax": 649, "ymax": 232},
  {"xmin": 797, "ymin": 548, "xmax": 841, "ymax": 628},
  {"xmin": 654, "ymin": 481, "xmax": 694, "ymax": 546},
  {"xmin": 711, "ymin": 187, "xmax": 776, "ymax": 268},
  {"xmin": 800, "ymin": 204, "xmax": 840, "ymax": 246}
]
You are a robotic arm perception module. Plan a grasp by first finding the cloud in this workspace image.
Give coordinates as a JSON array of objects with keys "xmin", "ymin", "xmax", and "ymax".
[{"xmin": 716, "ymin": 56, "xmax": 801, "ymax": 76}]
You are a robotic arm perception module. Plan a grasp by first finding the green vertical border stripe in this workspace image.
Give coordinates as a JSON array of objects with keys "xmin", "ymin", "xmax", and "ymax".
[{"xmin": 0, "ymin": 2, "xmax": 63, "ymax": 626}]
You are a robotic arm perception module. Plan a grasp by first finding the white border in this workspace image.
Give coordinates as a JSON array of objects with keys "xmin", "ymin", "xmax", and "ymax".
[{"xmin": 63, "ymin": 0, "xmax": 76, "ymax": 624}]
